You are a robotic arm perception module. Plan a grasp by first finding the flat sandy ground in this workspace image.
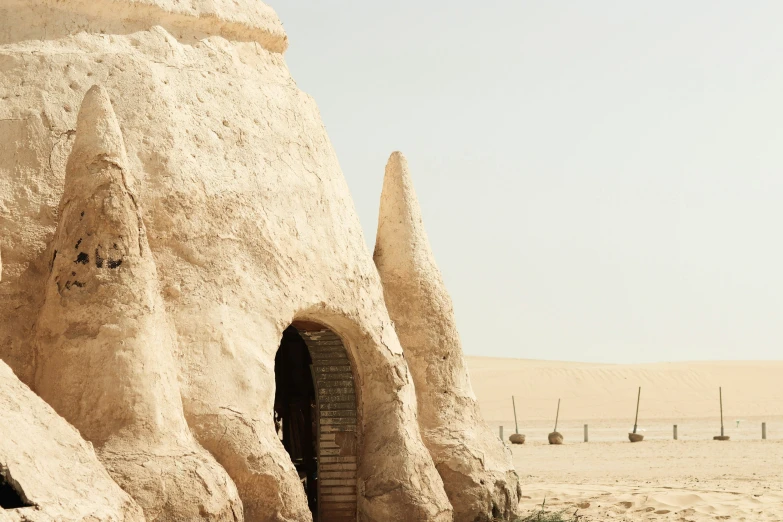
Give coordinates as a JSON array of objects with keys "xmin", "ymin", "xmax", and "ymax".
[
  {"xmin": 511, "ymin": 437, "xmax": 783, "ymax": 521},
  {"xmin": 467, "ymin": 357, "xmax": 783, "ymax": 521}
]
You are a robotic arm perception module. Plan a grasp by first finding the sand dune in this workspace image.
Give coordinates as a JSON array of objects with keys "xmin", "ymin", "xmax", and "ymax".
[
  {"xmin": 467, "ymin": 357, "xmax": 783, "ymax": 520},
  {"xmin": 468, "ymin": 357, "xmax": 783, "ymax": 424}
]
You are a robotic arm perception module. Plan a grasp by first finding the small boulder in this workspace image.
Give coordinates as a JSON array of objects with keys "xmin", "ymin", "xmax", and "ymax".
[
  {"xmin": 548, "ymin": 432, "xmax": 563, "ymax": 445},
  {"xmin": 713, "ymin": 435, "xmax": 730, "ymax": 441},
  {"xmin": 509, "ymin": 434, "xmax": 525, "ymax": 445},
  {"xmin": 628, "ymin": 433, "xmax": 644, "ymax": 442}
]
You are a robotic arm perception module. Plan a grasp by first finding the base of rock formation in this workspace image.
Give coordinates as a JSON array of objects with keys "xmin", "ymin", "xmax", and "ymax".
[{"xmin": 0, "ymin": 361, "xmax": 144, "ymax": 522}]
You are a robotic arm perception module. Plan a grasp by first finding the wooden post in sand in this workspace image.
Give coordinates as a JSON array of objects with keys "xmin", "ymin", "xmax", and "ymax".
[
  {"xmin": 509, "ymin": 397, "xmax": 526, "ymax": 444},
  {"xmin": 713, "ymin": 387, "xmax": 730, "ymax": 441},
  {"xmin": 584, "ymin": 424, "xmax": 588, "ymax": 442},
  {"xmin": 548, "ymin": 399, "xmax": 563, "ymax": 444},
  {"xmin": 633, "ymin": 387, "xmax": 641, "ymax": 433},
  {"xmin": 628, "ymin": 387, "xmax": 644, "ymax": 442},
  {"xmin": 762, "ymin": 422, "xmax": 767, "ymax": 440},
  {"xmin": 499, "ymin": 425, "xmax": 503, "ymax": 441},
  {"xmin": 673, "ymin": 425, "xmax": 678, "ymax": 440}
]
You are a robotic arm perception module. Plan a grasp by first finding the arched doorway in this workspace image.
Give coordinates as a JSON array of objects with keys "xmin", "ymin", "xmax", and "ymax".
[{"xmin": 274, "ymin": 322, "xmax": 358, "ymax": 522}]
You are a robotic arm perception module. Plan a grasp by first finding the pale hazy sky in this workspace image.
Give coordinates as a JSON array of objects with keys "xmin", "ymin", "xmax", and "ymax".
[{"xmin": 275, "ymin": 2, "xmax": 783, "ymax": 363}]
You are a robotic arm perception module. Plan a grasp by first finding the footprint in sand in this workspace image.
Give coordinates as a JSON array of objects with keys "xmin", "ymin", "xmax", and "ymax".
[
  {"xmin": 616, "ymin": 501, "xmax": 633, "ymax": 510},
  {"xmin": 576, "ymin": 502, "xmax": 590, "ymax": 509},
  {"xmin": 654, "ymin": 509, "xmax": 670, "ymax": 514}
]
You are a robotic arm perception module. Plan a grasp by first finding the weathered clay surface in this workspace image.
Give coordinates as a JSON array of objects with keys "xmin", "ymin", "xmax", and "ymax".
[
  {"xmin": 0, "ymin": 361, "xmax": 145, "ymax": 522},
  {"xmin": 32, "ymin": 85, "xmax": 243, "ymax": 522},
  {"xmin": 1, "ymin": 0, "xmax": 287, "ymax": 52},
  {"xmin": 374, "ymin": 152, "xmax": 522, "ymax": 522},
  {"xmin": 0, "ymin": 3, "xmax": 453, "ymax": 521}
]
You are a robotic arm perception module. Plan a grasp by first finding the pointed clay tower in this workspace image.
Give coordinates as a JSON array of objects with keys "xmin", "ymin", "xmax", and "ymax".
[
  {"xmin": 33, "ymin": 86, "xmax": 244, "ymax": 522},
  {"xmin": 374, "ymin": 152, "xmax": 522, "ymax": 522}
]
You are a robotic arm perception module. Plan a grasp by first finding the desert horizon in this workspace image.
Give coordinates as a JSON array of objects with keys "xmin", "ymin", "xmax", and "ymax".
[
  {"xmin": 468, "ymin": 356, "xmax": 783, "ymax": 422},
  {"xmin": 468, "ymin": 356, "xmax": 783, "ymax": 520}
]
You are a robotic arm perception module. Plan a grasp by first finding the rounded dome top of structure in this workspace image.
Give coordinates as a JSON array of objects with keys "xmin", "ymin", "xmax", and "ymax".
[{"xmin": 4, "ymin": 0, "xmax": 288, "ymax": 53}]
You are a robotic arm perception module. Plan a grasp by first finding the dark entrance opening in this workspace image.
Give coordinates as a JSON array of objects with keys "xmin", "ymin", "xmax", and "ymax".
[
  {"xmin": 275, "ymin": 323, "xmax": 359, "ymax": 522},
  {"xmin": 0, "ymin": 465, "xmax": 32, "ymax": 510},
  {"xmin": 274, "ymin": 326, "xmax": 318, "ymax": 516}
]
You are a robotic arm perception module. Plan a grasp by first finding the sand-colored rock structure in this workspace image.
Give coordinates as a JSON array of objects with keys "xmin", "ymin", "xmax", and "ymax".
[
  {"xmin": 1, "ymin": 251, "xmax": 143, "ymax": 522},
  {"xmin": 33, "ymin": 85, "xmax": 243, "ymax": 522},
  {"xmin": 1, "ymin": 358, "xmax": 146, "ymax": 522},
  {"xmin": 374, "ymin": 152, "xmax": 522, "ymax": 521},
  {"xmin": 0, "ymin": 2, "xmax": 517, "ymax": 521}
]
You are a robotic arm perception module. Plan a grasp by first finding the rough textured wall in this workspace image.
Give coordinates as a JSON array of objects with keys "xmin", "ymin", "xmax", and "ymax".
[
  {"xmin": 0, "ymin": 361, "xmax": 145, "ymax": 522},
  {"xmin": 1, "ymin": 0, "xmax": 288, "ymax": 51},
  {"xmin": 374, "ymin": 152, "xmax": 522, "ymax": 522},
  {"xmin": 0, "ymin": 3, "xmax": 452, "ymax": 521},
  {"xmin": 33, "ymin": 85, "xmax": 243, "ymax": 522}
]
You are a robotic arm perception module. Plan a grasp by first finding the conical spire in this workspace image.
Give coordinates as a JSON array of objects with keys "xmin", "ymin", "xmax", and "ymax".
[
  {"xmin": 60, "ymin": 85, "xmax": 135, "ymax": 223},
  {"xmin": 374, "ymin": 151, "xmax": 521, "ymax": 522},
  {"xmin": 374, "ymin": 151, "xmax": 436, "ymax": 278},
  {"xmin": 374, "ymin": 149, "xmax": 470, "ymax": 420},
  {"xmin": 33, "ymin": 85, "xmax": 242, "ymax": 521},
  {"xmin": 67, "ymin": 85, "xmax": 128, "ymax": 172}
]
